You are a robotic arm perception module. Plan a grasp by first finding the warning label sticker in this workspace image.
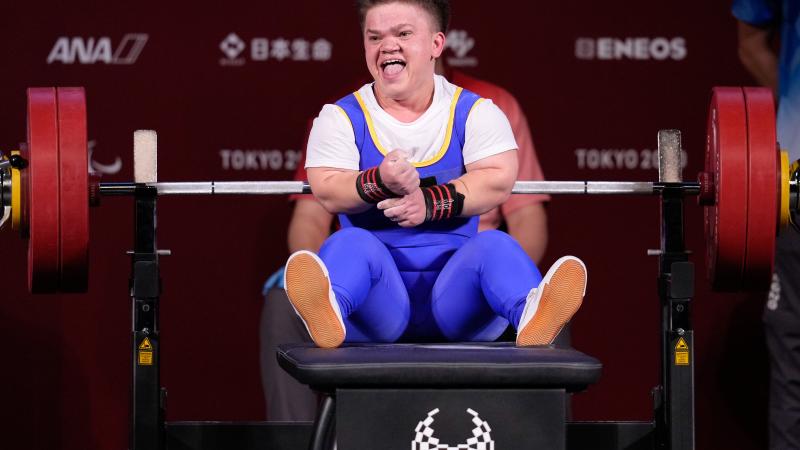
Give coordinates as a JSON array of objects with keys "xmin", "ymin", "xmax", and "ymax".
[
  {"xmin": 138, "ymin": 351, "xmax": 153, "ymax": 366},
  {"xmin": 675, "ymin": 337, "xmax": 689, "ymax": 365},
  {"xmin": 139, "ymin": 337, "xmax": 153, "ymax": 350},
  {"xmin": 137, "ymin": 337, "xmax": 154, "ymax": 366}
]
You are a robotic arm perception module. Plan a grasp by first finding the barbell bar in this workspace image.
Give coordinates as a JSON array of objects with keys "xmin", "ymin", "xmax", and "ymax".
[
  {"xmin": 98, "ymin": 180, "xmax": 697, "ymax": 196},
  {"xmin": 0, "ymin": 86, "xmax": 794, "ymax": 294}
]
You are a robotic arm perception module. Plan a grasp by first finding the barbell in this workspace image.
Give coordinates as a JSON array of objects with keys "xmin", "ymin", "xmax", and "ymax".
[{"xmin": 1, "ymin": 86, "xmax": 796, "ymax": 294}]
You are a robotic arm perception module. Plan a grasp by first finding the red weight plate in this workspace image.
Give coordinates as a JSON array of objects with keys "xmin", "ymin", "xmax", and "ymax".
[
  {"xmin": 57, "ymin": 87, "xmax": 89, "ymax": 292},
  {"xmin": 26, "ymin": 88, "xmax": 60, "ymax": 293},
  {"xmin": 742, "ymin": 87, "xmax": 778, "ymax": 290},
  {"xmin": 705, "ymin": 87, "xmax": 748, "ymax": 291}
]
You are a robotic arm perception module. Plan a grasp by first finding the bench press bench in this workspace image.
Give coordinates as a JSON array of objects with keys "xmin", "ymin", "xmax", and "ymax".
[{"xmin": 278, "ymin": 342, "xmax": 602, "ymax": 450}]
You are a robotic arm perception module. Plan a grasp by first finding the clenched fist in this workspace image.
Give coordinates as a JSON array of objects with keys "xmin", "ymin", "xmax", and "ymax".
[{"xmin": 379, "ymin": 150, "xmax": 419, "ymax": 196}]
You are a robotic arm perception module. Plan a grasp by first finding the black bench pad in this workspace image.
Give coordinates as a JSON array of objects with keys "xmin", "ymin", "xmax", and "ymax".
[{"xmin": 278, "ymin": 342, "xmax": 601, "ymax": 392}]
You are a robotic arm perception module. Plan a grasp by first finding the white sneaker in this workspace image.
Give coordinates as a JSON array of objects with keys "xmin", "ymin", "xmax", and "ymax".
[
  {"xmin": 284, "ymin": 250, "xmax": 346, "ymax": 348},
  {"xmin": 516, "ymin": 256, "xmax": 587, "ymax": 346}
]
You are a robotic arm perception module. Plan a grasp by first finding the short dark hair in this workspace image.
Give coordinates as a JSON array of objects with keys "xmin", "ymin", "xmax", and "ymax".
[{"xmin": 357, "ymin": 0, "xmax": 450, "ymax": 33}]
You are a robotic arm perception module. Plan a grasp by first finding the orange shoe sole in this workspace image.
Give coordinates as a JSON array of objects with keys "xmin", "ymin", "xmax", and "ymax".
[
  {"xmin": 517, "ymin": 259, "xmax": 586, "ymax": 346},
  {"xmin": 285, "ymin": 252, "xmax": 345, "ymax": 349}
]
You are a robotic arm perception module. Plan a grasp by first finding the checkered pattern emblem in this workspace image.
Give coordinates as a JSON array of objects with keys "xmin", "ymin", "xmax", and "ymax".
[{"xmin": 411, "ymin": 408, "xmax": 495, "ymax": 450}]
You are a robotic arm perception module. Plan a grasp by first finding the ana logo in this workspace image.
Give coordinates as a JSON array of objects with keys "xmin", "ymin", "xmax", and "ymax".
[
  {"xmin": 445, "ymin": 29, "xmax": 478, "ymax": 68},
  {"xmin": 575, "ymin": 37, "xmax": 687, "ymax": 61},
  {"xmin": 412, "ymin": 408, "xmax": 495, "ymax": 450},
  {"xmin": 47, "ymin": 34, "xmax": 148, "ymax": 65}
]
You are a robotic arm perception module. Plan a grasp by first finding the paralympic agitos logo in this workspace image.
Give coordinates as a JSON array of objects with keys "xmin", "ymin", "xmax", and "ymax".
[{"xmin": 445, "ymin": 29, "xmax": 478, "ymax": 68}]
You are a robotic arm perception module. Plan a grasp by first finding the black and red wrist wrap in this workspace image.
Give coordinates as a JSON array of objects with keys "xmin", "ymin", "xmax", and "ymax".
[
  {"xmin": 422, "ymin": 183, "xmax": 465, "ymax": 221},
  {"xmin": 356, "ymin": 167, "xmax": 399, "ymax": 203}
]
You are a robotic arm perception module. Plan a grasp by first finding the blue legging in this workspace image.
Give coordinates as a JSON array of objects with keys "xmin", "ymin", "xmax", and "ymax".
[{"xmin": 319, "ymin": 228, "xmax": 542, "ymax": 343}]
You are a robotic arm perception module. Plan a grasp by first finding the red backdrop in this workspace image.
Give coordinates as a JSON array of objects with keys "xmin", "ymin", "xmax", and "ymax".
[{"xmin": 0, "ymin": 1, "xmax": 768, "ymax": 449}]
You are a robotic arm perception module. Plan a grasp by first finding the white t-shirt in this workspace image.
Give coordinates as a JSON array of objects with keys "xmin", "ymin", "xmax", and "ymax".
[{"xmin": 305, "ymin": 74, "xmax": 517, "ymax": 170}]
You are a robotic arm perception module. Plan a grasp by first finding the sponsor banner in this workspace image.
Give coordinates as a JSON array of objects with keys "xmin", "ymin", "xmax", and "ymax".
[
  {"xmin": 219, "ymin": 32, "xmax": 333, "ymax": 66},
  {"xmin": 219, "ymin": 148, "xmax": 302, "ymax": 171},
  {"xmin": 575, "ymin": 37, "xmax": 687, "ymax": 61},
  {"xmin": 575, "ymin": 148, "xmax": 688, "ymax": 170},
  {"xmin": 47, "ymin": 34, "xmax": 148, "ymax": 64}
]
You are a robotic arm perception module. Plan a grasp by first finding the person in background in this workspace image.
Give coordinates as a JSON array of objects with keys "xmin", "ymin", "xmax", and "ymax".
[{"xmin": 734, "ymin": 1, "xmax": 800, "ymax": 448}]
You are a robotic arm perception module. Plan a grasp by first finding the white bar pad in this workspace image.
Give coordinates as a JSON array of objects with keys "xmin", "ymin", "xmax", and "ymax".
[
  {"xmin": 134, "ymin": 130, "xmax": 158, "ymax": 183},
  {"xmin": 658, "ymin": 129, "xmax": 682, "ymax": 183}
]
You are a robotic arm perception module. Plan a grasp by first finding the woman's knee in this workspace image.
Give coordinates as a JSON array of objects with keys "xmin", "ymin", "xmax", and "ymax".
[
  {"xmin": 469, "ymin": 229, "xmax": 523, "ymax": 253},
  {"xmin": 321, "ymin": 227, "xmax": 382, "ymax": 256}
]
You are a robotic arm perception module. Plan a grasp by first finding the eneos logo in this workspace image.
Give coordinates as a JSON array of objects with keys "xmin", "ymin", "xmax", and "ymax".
[{"xmin": 575, "ymin": 37, "xmax": 687, "ymax": 61}]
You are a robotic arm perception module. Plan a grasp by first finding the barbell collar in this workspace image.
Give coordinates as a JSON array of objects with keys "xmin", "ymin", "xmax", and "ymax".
[
  {"xmin": 0, "ymin": 206, "xmax": 9, "ymax": 230},
  {"xmin": 791, "ymin": 178, "xmax": 800, "ymax": 232},
  {"xmin": 1, "ymin": 168, "xmax": 8, "ymax": 205},
  {"xmin": 97, "ymin": 180, "xmax": 701, "ymax": 196},
  {"xmin": 0, "ymin": 169, "xmax": 7, "ymax": 230}
]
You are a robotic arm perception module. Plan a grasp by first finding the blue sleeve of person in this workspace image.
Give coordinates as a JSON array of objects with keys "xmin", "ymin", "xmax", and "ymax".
[
  {"xmin": 732, "ymin": 0, "xmax": 779, "ymax": 27},
  {"xmin": 262, "ymin": 266, "xmax": 286, "ymax": 294}
]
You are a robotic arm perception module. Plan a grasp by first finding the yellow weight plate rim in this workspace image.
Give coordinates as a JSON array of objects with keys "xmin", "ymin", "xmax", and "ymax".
[
  {"xmin": 780, "ymin": 151, "xmax": 790, "ymax": 229},
  {"xmin": 10, "ymin": 150, "xmax": 20, "ymax": 230}
]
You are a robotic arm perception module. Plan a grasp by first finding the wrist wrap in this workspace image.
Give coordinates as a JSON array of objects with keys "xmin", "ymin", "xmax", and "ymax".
[
  {"xmin": 422, "ymin": 183, "xmax": 465, "ymax": 221},
  {"xmin": 356, "ymin": 167, "xmax": 399, "ymax": 203}
]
